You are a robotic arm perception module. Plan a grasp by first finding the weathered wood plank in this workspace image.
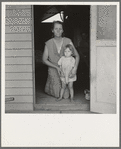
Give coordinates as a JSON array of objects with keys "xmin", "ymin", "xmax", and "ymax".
[
  {"xmin": 6, "ymin": 9, "xmax": 31, "ymax": 17},
  {"xmin": 6, "ymin": 80, "xmax": 33, "ymax": 87},
  {"xmin": 5, "ymin": 72, "xmax": 32, "ymax": 80},
  {"xmin": 6, "ymin": 17, "xmax": 31, "ymax": 25},
  {"xmin": 6, "ymin": 50, "xmax": 32, "ymax": 56},
  {"xmin": 6, "ymin": 26, "xmax": 32, "ymax": 33},
  {"xmin": 5, "ymin": 34, "xmax": 32, "ymax": 41},
  {"xmin": 5, "ymin": 95, "xmax": 33, "ymax": 103},
  {"xmin": 34, "ymin": 103, "xmax": 90, "ymax": 111},
  {"xmin": 5, "ymin": 41, "xmax": 32, "ymax": 49},
  {"xmin": 5, "ymin": 65, "xmax": 32, "ymax": 72},
  {"xmin": 5, "ymin": 57, "xmax": 32, "ymax": 64},
  {"xmin": 6, "ymin": 88, "xmax": 33, "ymax": 95},
  {"xmin": 5, "ymin": 103, "xmax": 33, "ymax": 111},
  {"xmin": 6, "ymin": 5, "xmax": 31, "ymax": 9}
]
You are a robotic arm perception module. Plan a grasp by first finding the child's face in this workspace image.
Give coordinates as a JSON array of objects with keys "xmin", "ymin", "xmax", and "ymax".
[{"xmin": 64, "ymin": 48, "xmax": 72, "ymax": 57}]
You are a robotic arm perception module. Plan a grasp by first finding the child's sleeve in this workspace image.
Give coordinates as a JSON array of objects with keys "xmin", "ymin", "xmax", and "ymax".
[{"xmin": 58, "ymin": 57, "xmax": 62, "ymax": 66}]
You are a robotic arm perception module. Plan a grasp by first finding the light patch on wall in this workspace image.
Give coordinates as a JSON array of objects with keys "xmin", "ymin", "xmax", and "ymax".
[{"xmin": 42, "ymin": 11, "xmax": 63, "ymax": 23}]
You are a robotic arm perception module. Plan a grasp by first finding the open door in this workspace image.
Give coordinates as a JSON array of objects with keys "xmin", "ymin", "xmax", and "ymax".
[
  {"xmin": 90, "ymin": 5, "xmax": 117, "ymax": 114},
  {"xmin": 34, "ymin": 5, "xmax": 91, "ymax": 112}
]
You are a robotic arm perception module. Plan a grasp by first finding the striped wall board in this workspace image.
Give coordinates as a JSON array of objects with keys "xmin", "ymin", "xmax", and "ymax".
[
  {"xmin": 5, "ymin": 103, "xmax": 33, "ymax": 111},
  {"xmin": 5, "ymin": 73, "xmax": 33, "ymax": 80},
  {"xmin": 5, "ymin": 5, "xmax": 34, "ymax": 111},
  {"xmin": 5, "ymin": 26, "xmax": 32, "ymax": 33},
  {"xmin": 5, "ymin": 95, "xmax": 33, "ymax": 103},
  {"xmin": 5, "ymin": 65, "xmax": 32, "ymax": 72},
  {"xmin": 5, "ymin": 57, "xmax": 32, "ymax": 65},
  {"xmin": 6, "ymin": 50, "xmax": 32, "ymax": 57},
  {"xmin": 6, "ymin": 80, "xmax": 33, "ymax": 87},
  {"xmin": 6, "ymin": 5, "xmax": 31, "ymax": 9},
  {"xmin": 6, "ymin": 9, "xmax": 31, "ymax": 17},
  {"xmin": 5, "ymin": 34, "xmax": 32, "ymax": 41},
  {"xmin": 6, "ymin": 88, "xmax": 33, "ymax": 96},
  {"xmin": 5, "ymin": 42, "xmax": 32, "ymax": 49},
  {"xmin": 5, "ymin": 17, "xmax": 31, "ymax": 25}
]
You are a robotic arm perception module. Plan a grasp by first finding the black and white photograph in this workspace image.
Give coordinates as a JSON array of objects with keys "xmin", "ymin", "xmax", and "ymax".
[
  {"xmin": 3, "ymin": 3, "xmax": 118, "ymax": 114},
  {"xmin": 1, "ymin": 1, "xmax": 119, "ymax": 147}
]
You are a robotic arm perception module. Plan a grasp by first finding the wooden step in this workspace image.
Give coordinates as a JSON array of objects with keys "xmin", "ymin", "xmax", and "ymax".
[{"xmin": 34, "ymin": 103, "xmax": 90, "ymax": 111}]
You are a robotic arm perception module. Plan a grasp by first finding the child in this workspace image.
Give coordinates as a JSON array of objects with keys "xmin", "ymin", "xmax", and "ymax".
[{"xmin": 57, "ymin": 44, "xmax": 77, "ymax": 102}]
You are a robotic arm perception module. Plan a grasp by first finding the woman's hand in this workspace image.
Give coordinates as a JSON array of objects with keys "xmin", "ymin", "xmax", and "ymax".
[
  {"xmin": 60, "ymin": 71, "xmax": 65, "ymax": 77},
  {"xmin": 56, "ymin": 67, "xmax": 62, "ymax": 76}
]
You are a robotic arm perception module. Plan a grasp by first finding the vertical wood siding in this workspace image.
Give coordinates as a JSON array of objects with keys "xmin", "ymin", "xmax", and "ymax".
[{"xmin": 5, "ymin": 5, "xmax": 34, "ymax": 111}]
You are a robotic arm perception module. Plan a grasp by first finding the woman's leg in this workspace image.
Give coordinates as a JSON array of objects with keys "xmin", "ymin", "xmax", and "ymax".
[
  {"xmin": 68, "ymin": 82, "xmax": 74, "ymax": 102},
  {"xmin": 56, "ymin": 82, "xmax": 66, "ymax": 101}
]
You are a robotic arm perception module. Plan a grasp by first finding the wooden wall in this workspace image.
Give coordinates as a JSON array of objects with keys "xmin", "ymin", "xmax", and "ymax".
[{"xmin": 5, "ymin": 5, "xmax": 34, "ymax": 111}]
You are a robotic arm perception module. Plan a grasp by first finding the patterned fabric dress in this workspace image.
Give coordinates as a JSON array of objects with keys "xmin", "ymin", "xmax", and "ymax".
[{"xmin": 45, "ymin": 37, "xmax": 76, "ymax": 98}]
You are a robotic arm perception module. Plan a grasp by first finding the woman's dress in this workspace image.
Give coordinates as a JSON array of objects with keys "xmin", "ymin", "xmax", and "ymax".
[{"xmin": 45, "ymin": 37, "xmax": 76, "ymax": 98}]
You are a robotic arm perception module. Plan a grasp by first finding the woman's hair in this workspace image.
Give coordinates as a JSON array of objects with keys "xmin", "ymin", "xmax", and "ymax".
[
  {"xmin": 64, "ymin": 44, "xmax": 74, "ymax": 55},
  {"xmin": 51, "ymin": 21, "xmax": 65, "ymax": 37},
  {"xmin": 51, "ymin": 21, "xmax": 64, "ymax": 30}
]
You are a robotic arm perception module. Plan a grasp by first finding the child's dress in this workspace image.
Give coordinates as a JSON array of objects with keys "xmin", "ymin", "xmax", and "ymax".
[{"xmin": 58, "ymin": 56, "xmax": 77, "ymax": 84}]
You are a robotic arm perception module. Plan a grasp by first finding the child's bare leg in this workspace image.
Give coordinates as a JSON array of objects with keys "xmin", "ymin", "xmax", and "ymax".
[
  {"xmin": 56, "ymin": 82, "xmax": 66, "ymax": 101},
  {"xmin": 68, "ymin": 82, "xmax": 74, "ymax": 102}
]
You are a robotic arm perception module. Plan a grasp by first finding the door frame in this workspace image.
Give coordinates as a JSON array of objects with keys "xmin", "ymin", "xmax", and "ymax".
[
  {"xmin": 32, "ymin": 5, "xmax": 92, "ymax": 111},
  {"xmin": 32, "ymin": 5, "xmax": 36, "ymax": 111}
]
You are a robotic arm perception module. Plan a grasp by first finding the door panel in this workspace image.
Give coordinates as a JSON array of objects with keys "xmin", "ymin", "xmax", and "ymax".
[
  {"xmin": 97, "ymin": 47, "xmax": 116, "ymax": 104},
  {"xmin": 90, "ymin": 5, "xmax": 117, "ymax": 113},
  {"xmin": 96, "ymin": 5, "xmax": 116, "ymax": 40}
]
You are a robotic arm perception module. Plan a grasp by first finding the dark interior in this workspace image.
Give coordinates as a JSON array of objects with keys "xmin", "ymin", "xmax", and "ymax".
[{"xmin": 34, "ymin": 5, "xmax": 90, "ymax": 104}]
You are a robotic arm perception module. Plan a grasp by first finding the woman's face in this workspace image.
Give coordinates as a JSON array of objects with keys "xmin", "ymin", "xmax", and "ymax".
[{"xmin": 52, "ymin": 23, "xmax": 63, "ymax": 38}]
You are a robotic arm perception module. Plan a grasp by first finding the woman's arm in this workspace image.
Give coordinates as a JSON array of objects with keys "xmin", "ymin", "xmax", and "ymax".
[
  {"xmin": 42, "ymin": 45, "xmax": 62, "ymax": 75},
  {"xmin": 42, "ymin": 45, "xmax": 57, "ymax": 68},
  {"xmin": 70, "ymin": 42, "xmax": 80, "ymax": 75}
]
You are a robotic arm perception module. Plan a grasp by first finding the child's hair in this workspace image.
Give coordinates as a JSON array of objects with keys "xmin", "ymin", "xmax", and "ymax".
[{"xmin": 64, "ymin": 44, "xmax": 74, "ymax": 56}]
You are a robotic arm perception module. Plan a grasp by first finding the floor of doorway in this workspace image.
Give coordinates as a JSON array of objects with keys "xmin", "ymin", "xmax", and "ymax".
[
  {"xmin": 35, "ymin": 89, "xmax": 90, "ymax": 113},
  {"xmin": 36, "ymin": 81, "xmax": 90, "ymax": 111},
  {"xmin": 36, "ymin": 88, "xmax": 89, "ymax": 105},
  {"xmin": 35, "ymin": 65, "xmax": 90, "ymax": 113}
]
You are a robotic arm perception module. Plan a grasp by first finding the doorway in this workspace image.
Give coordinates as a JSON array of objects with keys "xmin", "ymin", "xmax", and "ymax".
[{"xmin": 34, "ymin": 5, "xmax": 90, "ymax": 112}]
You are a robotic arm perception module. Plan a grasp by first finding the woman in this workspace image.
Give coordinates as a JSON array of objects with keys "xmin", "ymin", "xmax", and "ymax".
[{"xmin": 42, "ymin": 21, "xmax": 80, "ymax": 99}]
